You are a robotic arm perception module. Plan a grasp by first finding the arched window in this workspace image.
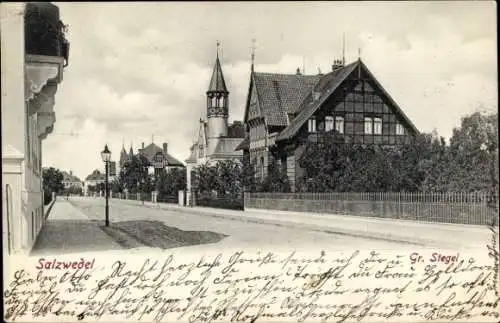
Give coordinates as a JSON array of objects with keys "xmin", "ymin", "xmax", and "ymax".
[
  {"xmin": 218, "ymin": 96, "xmax": 225, "ymax": 107},
  {"xmin": 211, "ymin": 96, "xmax": 217, "ymax": 107}
]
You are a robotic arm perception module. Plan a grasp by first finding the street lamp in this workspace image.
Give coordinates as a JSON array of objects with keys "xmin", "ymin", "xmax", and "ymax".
[{"xmin": 101, "ymin": 144, "xmax": 111, "ymax": 226}]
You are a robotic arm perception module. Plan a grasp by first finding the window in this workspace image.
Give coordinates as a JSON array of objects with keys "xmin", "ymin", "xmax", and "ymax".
[
  {"xmin": 211, "ymin": 96, "xmax": 217, "ymax": 107},
  {"xmin": 335, "ymin": 116, "xmax": 344, "ymax": 134},
  {"xmin": 364, "ymin": 117, "xmax": 373, "ymax": 134},
  {"xmin": 325, "ymin": 116, "xmax": 334, "ymax": 131},
  {"xmin": 373, "ymin": 117, "xmax": 382, "ymax": 135},
  {"xmin": 218, "ymin": 97, "xmax": 225, "ymax": 107},
  {"xmin": 396, "ymin": 123, "xmax": 405, "ymax": 135},
  {"xmin": 308, "ymin": 118, "xmax": 316, "ymax": 133}
]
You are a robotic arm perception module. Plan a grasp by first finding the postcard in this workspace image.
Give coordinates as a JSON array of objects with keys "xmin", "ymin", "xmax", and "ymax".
[{"xmin": 2, "ymin": 1, "xmax": 499, "ymax": 322}]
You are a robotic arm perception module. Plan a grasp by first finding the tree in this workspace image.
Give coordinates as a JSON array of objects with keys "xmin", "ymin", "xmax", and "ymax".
[
  {"xmin": 119, "ymin": 154, "xmax": 150, "ymax": 193},
  {"xmin": 259, "ymin": 158, "xmax": 291, "ymax": 193},
  {"xmin": 156, "ymin": 168, "xmax": 186, "ymax": 199},
  {"xmin": 297, "ymin": 131, "xmax": 441, "ymax": 192},
  {"xmin": 242, "ymin": 154, "xmax": 257, "ymax": 193},
  {"xmin": 42, "ymin": 167, "xmax": 64, "ymax": 203},
  {"xmin": 220, "ymin": 160, "xmax": 245, "ymax": 197},
  {"xmin": 63, "ymin": 185, "xmax": 83, "ymax": 196},
  {"xmin": 110, "ymin": 177, "xmax": 124, "ymax": 193},
  {"xmin": 446, "ymin": 111, "xmax": 498, "ymax": 192},
  {"xmin": 197, "ymin": 162, "xmax": 218, "ymax": 195}
]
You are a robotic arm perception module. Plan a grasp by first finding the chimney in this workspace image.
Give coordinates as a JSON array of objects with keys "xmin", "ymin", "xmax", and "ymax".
[
  {"xmin": 69, "ymin": 171, "xmax": 73, "ymax": 176},
  {"xmin": 163, "ymin": 142, "xmax": 168, "ymax": 154},
  {"xmin": 142, "ymin": 142, "xmax": 145, "ymax": 149},
  {"xmin": 296, "ymin": 67, "xmax": 301, "ymax": 75},
  {"xmin": 332, "ymin": 59, "xmax": 344, "ymax": 71}
]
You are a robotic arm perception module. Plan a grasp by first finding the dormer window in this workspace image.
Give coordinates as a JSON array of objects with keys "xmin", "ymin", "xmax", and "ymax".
[{"xmin": 312, "ymin": 91, "xmax": 321, "ymax": 101}]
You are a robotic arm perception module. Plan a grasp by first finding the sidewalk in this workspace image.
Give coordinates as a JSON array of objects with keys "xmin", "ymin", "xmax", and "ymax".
[
  {"xmin": 117, "ymin": 199, "xmax": 493, "ymax": 249},
  {"xmin": 31, "ymin": 200, "xmax": 122, "ymax": 256}
]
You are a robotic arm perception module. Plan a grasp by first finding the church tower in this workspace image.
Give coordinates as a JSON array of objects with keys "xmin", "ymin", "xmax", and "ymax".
[
  {"xmin": 206, "ymin": 42, "xmax": 229, "ymax": 153},
  {"xmin": 119, "ymin": 142, "xmax": 128, "ymax": 168}
]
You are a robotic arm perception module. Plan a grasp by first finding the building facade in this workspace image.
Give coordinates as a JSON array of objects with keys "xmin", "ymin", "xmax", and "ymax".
[
  {"xmin": 61, "ymin": 171, "xmax": 83, "ymax": 191},
  {"xmin": 120, "ymin": 141, "xmax": 185, "ymax": 176},
  {"xmin": 185, "ymin": 51, "xmax": 245, "ymax": 203},
  {"xmin": 2, "ymin": 3, "xmax": 69, "ymax": 254},
  {"xmin": 84, "ymin": 169, "xmax": 106, "ymax": 196},
  {"xmin": 237, "ymin": 58, "xmax": 419, "ymax": 192}
]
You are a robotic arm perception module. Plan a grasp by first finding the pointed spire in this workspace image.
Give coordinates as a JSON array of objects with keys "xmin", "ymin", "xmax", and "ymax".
[
  {"xmin": 121, "ymin": 138, "xmax": 126, "ymax": 152},
  {"xmin": 250, "ymin": 38, "xmax": 256, "ymax": 73},
  {"xmin": 129, "ymin": 142, "xmax": 133, "ymax": 156},
  {"xmin": 208, "ymin": 42, "xmax": 228, "ymax": 93},
  {"xmin": 342, "ymin": 33, "xmax": 346, "ymax": 66}
]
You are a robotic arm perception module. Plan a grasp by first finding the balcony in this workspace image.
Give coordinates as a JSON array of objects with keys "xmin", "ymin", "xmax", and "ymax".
[
  {"xmin": 24, "ymin": 3, "xmax": 70, "ymax": 140},
  {"xmin": 25, "ymin": 2, "xmax": 69, "ymax": 65}
]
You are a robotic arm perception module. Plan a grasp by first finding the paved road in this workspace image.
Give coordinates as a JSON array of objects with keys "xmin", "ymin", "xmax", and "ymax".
[{"xmin": 66, "ymin": 197, "xmax": 414, "ymax": 252}]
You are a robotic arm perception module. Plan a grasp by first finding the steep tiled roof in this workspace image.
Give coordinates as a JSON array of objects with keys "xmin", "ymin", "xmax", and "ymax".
[
  {"xmin": 277, "ymin": 59, "xmax": 419, "ymax": 141},
  {"xmin": 253, "ymin": 72, "xmax": 321, "ymax": 126},
  {"xmin": 208, "ymin": 57, "xmax": 228, "ymax": 93},
  {"xmin": 62, "ymin": 171, "xmax": 81, "ymax": 182},
  {"xmin": 278, "ymin": 61, "xmax": 358, "ymax": 141},
  {"xmin": 85, "ymin": 170, "xmax": 105, "ymax": 181},
  {"xmin": 138, "ymin": 143, "xmax": 184, "ymax": 167},
  {"xmin": 210, "ymin": 138, "xmax": 244, "ymax": 158},
  {"xmin": 185, "ymin": 144, "xmax": 197, "ymax": 163},
  {"xmin": 235, "ymin": 136, "xmax": 249, "ymax": 151}
]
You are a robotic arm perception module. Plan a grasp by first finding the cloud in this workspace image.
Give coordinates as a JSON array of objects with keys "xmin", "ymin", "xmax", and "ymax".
[{"xmin": 43, "ymin": 2, "xmax": 497, "ymax": 180}]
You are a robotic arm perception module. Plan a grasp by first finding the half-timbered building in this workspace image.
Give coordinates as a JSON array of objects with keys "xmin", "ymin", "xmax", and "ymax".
[{"xmin": 237, "ymin": 58, "xmax": 419, "ymax": 192}]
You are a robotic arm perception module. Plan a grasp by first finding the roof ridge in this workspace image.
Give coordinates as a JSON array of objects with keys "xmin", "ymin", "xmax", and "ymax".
[{"xmin": 254, "ymin": 71, "xmax": 322, "ymax": 77}]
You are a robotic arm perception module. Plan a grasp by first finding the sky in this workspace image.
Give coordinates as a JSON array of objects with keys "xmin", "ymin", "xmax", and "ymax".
[{"xmin": 43, "ymin": 1, "xmax": 497, "ymax": 181}]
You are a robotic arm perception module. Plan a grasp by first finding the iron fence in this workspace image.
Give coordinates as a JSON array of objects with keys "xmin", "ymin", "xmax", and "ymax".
[
  {"xmin": 157, "ymin": 194, "xmax": 178, "ymax": 204},
  {"xmin": 245, "ymin": 192, "xmax": 498, "ymax": 225}
]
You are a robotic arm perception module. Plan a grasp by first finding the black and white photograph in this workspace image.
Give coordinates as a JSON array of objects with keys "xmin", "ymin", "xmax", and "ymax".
[{"xmin": 2, "ymin": 2, "xmax": 499, "ymax": 322}]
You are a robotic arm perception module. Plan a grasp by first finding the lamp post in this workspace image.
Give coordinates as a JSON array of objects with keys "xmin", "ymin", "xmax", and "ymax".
[{"xmin": 101, "ymin": 144, "xmax": 111, "ymax": 227}]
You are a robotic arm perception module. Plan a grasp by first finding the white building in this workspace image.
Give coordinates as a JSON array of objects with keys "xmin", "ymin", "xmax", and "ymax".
[
  {"xmin": 61, "ymin": 170, "xmax": 83, "ymax": 191},
  {"xmin": 1, "ymin": 2, "xmax": 69, "ymax": 255},
  {"xmin": 83, "ymin": 169, "xmax": 106, "ymax": 197}
]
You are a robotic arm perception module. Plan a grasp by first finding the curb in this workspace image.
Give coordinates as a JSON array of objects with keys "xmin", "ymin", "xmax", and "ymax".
[
  {"xmin": 112, "ymin": 199, "xmax": 446, "ymax": 247},
  {"xmin": 44, "ymin": 197, "xmax": 57, "ymax": 220}
]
